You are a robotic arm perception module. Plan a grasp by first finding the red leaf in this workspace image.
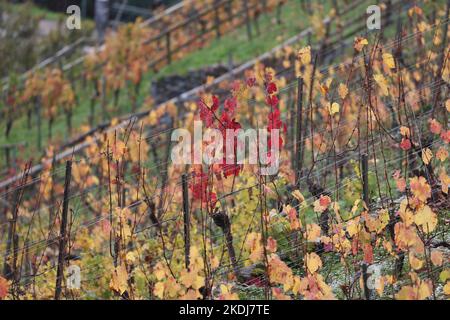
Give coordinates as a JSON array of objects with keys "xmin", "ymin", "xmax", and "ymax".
[{"xmin": 400, "ymin": 138, "xmax": 412, "ymax": 151}]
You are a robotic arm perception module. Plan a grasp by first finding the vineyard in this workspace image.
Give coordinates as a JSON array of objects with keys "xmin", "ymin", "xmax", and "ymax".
[{"xmin": 0, "ymin": 0, "xmax": 449, "ymax": 301}]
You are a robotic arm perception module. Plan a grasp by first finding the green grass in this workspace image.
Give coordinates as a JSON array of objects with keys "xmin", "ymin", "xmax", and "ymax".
[
  {"xmin": 6, "ymin": 1, "xmax": 66, "ymax": 22},
  {"xmin": 155, "ymin": 1, "xmax": 311, "ymax": 78}
]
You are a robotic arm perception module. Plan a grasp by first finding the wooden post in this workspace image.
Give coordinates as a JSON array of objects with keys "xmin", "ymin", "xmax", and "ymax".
[
  {"xmin": 254, "ymin": 9, "xmax": 261, "ymax": 36},
  {"xmin": 332, "ymin": 0, "xmax": 340, "ymax": 16},
  {"xmin": 4, "ymin": 146, "xmax": 10, "ymax": 168},
  {"xmin": 361, "ymin": 153, "xmax": 369, "ymax": 208},
  {"xmin": 3, "ymin": 222, "xmax": 13, "ymax": 278},
  {"xmin": 243, "ymin": 0, "xmax": 252, "ymax": 41},
  {"xmin": 12, "ymin": 234, "xmax": 19, "ymax": 283},
  {"xmin": 361, "ymin": 262, "xmax": 371, "ymax": 300},
  {"xmin": 214, "ymin": 4, "xmax": 221, "ymax": 39},
  {"xmin": 165, "ymin": 30, "xmax": 172, "ymax": 65},
  {"xmin": 182, "ymin": 173, "xmax": 190, "ymax": 270},
  {"xmin": 295, "ymin": 78, "xmax": 304, "ymax": 187},
  {"xmin": 101, "ymin": 76, "xmax": 107, "ymax": 122},
  {"xmin": 432, "ymin": 0, "xmax": 450, "ymax": 127},
  {"xmin": 35, "ymin": 98, "xmax": 42, "ymax": 151},
  {"xmin": 24, "ymin": 239, "xmax": 31, "ymax": 288},
  {"xmin": 55, "ymin": 160, "xmax": 72, "ymax": 300},
  {"xmin": 3, "ymin": 165, "xmax": 29, "ymax": 280},
  {"xmin": 276, "ymin": 1, "xmax": 283, "ymax": 25}
]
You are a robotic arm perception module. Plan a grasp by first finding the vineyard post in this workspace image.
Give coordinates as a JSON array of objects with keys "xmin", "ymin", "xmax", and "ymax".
[
  {"xmin": 262, "ymin": 0, "xmax": 268, "ymax": 16},
  {"xmin": 89, "ymin": 87, "xmax": 96, "ymax": 127},
  {"xmin": 24, "ymin": 239, "xmax": 31, "ymax": 288},
  {"xmin": 243, "ymin": 0, "xmax": 253, "ymax": 41},
  {"xmin": 361, "ymin": 153, "xmax": 370, "ymax": 208},
  {"xmin": 156, "ymin": 116, "xmax": 174, "ymax": 219},
  {"xmin": 0, "ymin": 142, "xmax": 26, "ymax": 168},
  {"xmin": 101, "ymin": 75, "xmax": 107, "ymax": 122},
  {"xmin": 35, "ymin": 98, "xmax": 42, "ymax": 151},
  {"xmin": 432, "ymin": 0, "xmax": 450, "ymax": 128},
  {"xmin": 295, "ymin": 77, "xmax": 304, "ymax": 187},
  {"xmin": 300, "ymin": 0, "xmax": 312, "ymax": 14},
  {"xmin": 55, "ymin": 160, "xmax": 73, "ymax": 300},
  {"xmin": 165, "ymin": 30, "xmax": 172, "ymax": 65},
  {"xmin": 12, "ymin": 234, "xmax": 19, "ymax": 286},
  {"xmin": 361, "ymin": 262, "xmax": 371, "ymax": 300},
  {"xmin": 181, "ymin": 173, "xmax": 191, "ymax": 270},
  {"xmin": 276, "ymin": 1, "xmax": 283, "ymax": 25},
  {"xmin": 332, "ymin": 0, "xmax": 340, "ymax": 16},
  {"xmin": 2, "ymin": 145, "xmax": 11, "ymax": 168},
  {"xmin": 307, "ymin": 30, "xmax": 312, "ymax": 46},
  {"xmin": 214, "ymin": 1, "xmax": 221, "ymax": 39},
  {"xmin": 3, "ymin": 165, "xmax": 29, "ymax": 281},
  {"xmin": 287, "ymin": 89, "xmax": 294, "ymax": 166},
  {"xmin": 3, "ymin": 221, "xmax": 12, "ymax": 278},
  {"xmin": 254, "ymin": 8, "xmax": 261, "ymax": 36}
]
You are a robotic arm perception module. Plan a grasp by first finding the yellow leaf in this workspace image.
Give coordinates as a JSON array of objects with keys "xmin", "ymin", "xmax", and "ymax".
[
  {"xmin": 154, "ymin": 263, "xmax": 166, "ymax": 281},
  {"xmin": 400, "ymin": 126, "xmax": 411, "ymax": 137},
  {"xmin": 180, "ymin": 288, "xmax": 202, "ymax": 300},
  {"xmin": 346, "ymin": 217, "xmax": 360, "ymax": 237},
  {"xmin": 219, "ymin": 284, "xmax": 239, "ymax": 300},
  {"xmin": 112, "ymin": 140, "xmax": 127, "ymax": 161},
  {"xmin": 439, "ymin": 168, "xmax": 450, "ymax": 194},
  {"xmin": 179, "ymin": 270, "xmax": 204, "ymax": 290},
  {"xmin": 328, "ymin": 102, "xmax": 340, "ymax": 116},
  {"xmin": 440, "ymin": 269, "xmax": 450, "ymax": 282},
  {"xmin": 165, "ymin": 277, "xmax": 182, "ymax": 298},
  {"xmin": 125, "ymin": 251, "xmax": 137, "ymax": 264},
  {"xmin": 374, "ymin": 74, "xmax": 389, "ymax": 96},
  {"xmin": 298, "ymin": 46, "xmax": 311, "ymax": 65},
  {"xmin": 382, "ymin": 53, "xmax": 396, "ymax": 69},
  {"xmin": 338, "ymin": 83, "xmax": 348, "ymax": 99},
  {"xmin": 395, "ymin": 285, "xmax": 415, "ymax": 300},
  {"xmin": 110, "ymin": 263, "xmax": 128, "ymax": 295},
  {"xmin": 305, "ymin": 223, "xmax": 321, "ymax": 242},
  {"xmin": 446, "ymin": 99, "xmax": 450, "ymax": 112},
  {"xmin": 417, "ymin": 280, "xmax": 432, "ymax": 300},
  {"xmin": 414, "ymin": 205, "xmax": 437, "ymax": 233},
  {"xmin": 376, "ymin": 209, "xmax": 390, "ymax": 233},
  {"xmin": 409, "ymin": 252, "xmax": 423, "ymax": 270},
  {"xmin": 154, "ymin": 281, "xmax": 165, "ymax": 299},
  {"xmin": 421, "ymin": 148, "xmax": 433, "ymax": 165},
  {"xmin": 245, "ymin": 232, "xmax": 264, "ymax": 263},
  {"xmin": 354, "ymin": 37, "xmax": 368, "ymax": 52},
  {"xmin": 206, "ymin": 76, "xmax": 215, "ymax": 85},
  {"xmin": 444, "ymin": 282, "xmax": 450, "ymax": 295},
  {"xmin": 292, "ymin": 190, "xmax": 305, "ymax": 202},
  {"xmin": 148, "ymin": 110, "xmax": 158, "ymax": 126},
  {"xmin": 305, "ymin": 252, "xmax": 322, "ymax": 274}
]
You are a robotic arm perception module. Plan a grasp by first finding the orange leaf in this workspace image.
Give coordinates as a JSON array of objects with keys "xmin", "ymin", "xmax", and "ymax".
[
  {"xmin": 410, "ymin": 176, "xmax": 431, "ymax": 202},
  {"xmin": 0, "ymin": 276, "xmax": 9, "ymax": 300}
]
